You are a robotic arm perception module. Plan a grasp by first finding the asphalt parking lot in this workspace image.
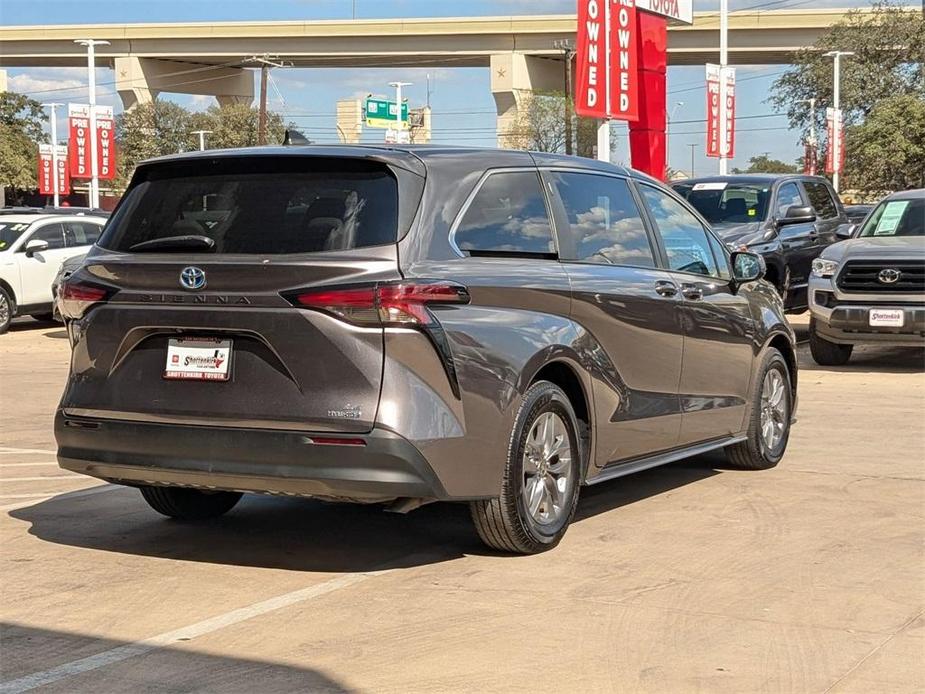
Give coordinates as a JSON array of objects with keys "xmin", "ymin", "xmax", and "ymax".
[{"xmin": 1, "ymin": 315, "xmax": 923, "ymax": 693}]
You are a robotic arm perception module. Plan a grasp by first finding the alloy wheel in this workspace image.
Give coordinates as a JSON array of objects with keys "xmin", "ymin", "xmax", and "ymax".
[
  {"xmin": 522, "ymin": 412, "xmax": 574, "ymax": 525},
  {"xmin": 760, "ymin": 369, "xmax": 788, "ymax": 452}
]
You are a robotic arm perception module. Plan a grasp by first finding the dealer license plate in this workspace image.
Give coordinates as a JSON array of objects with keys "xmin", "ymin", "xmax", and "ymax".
[
  {"xmin": 869, "ymin": 309, "xmax": 904, "ymax": 328},
  {"xmin": 164, "ymin": 337, "xmax": 232, "ymax": 381}
]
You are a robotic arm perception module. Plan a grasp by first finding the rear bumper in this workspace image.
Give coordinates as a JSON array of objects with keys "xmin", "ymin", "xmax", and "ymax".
[{"xmin": 55, "ymin": 411, "xmax": 453, "ymax": 502}]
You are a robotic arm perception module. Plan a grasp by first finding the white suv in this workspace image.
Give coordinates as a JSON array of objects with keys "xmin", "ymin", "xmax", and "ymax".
[{"xmin": 0, "ymin": 213, "xmax": 107, "ymax": 333}]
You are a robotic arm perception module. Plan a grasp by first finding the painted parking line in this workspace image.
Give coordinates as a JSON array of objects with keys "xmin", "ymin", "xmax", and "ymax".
[
  {"xmin": 0, "ymin": 476, "xmax": 82, "ymax": 483},
  {"xmin": 0, "ymin": 462, "xmax": 59, "ymax": 468},
  {"xmin": 0, "ymin": 560, "xmax": 420, "ymax": 694},
  {"xmin": 0, "ymin": 484, "xmax": 115, "ymax": 512}
]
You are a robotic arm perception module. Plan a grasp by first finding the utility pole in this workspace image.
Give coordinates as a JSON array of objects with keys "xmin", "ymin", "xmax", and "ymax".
[
  {"xmin": 802, "ymin": 97, "xmax": 817, "ymax": 174},
  {"xmin": 688, "ymin": 143, "xmax": 698, "ymax": 178},
  {"xmin": 718, "ymin": 0, "xmax": 729, "ymax": 175},
  {"xmin": 246, "ymin": 55, "xmax": 289, "ymax": 146},
  {"xmin": 74, "ymin": 39, "xmax": 109, "ymax": 209},
  {"xmin": 191, "ymin": 130, "xmax": 212, "ymax": 151},
  {"xmin": 41, "ymin": 102, "xmax": 63, "ymax": 207},
  {"xmin": 824, "ymin": 50, "xmax": 853, "ymax": 192},
  {"xmin": 554, "ymin": 39, "xmax": 575, "ymax": 155}
]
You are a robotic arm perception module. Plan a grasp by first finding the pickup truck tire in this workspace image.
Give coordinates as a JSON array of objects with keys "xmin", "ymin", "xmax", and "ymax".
[
  {"xmin": 139, "ymin": 485, "xmax": 242, "ymax": 520},
  {"xmin": 726, "ymin": 348, "xmax": 792, "ymax": 470},
  {"xmin": 809, "ymin": 318, "xmax": 853, "ymax": 366},
  {"xmin": 0, "ymin": 288, "xmax": 12, "ymax": 334}
]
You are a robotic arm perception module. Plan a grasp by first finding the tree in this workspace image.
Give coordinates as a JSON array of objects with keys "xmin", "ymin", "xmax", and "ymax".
[
  {"xmin": 0, "ymin": 91, "xmax": 49, "ymax": 199},
  {"xmin": 844, "ymin": 94, "xmax": 925, "ymax": 195},
  {"xmin": 769, "ymin": 1, "xmax": 924, "ymax": 182},
  {"xmin": 732, "ymin": 154, "xmax": 798, "ymax": 174},
  {"xmin": 116, "ymin": 100, "xmax": 194, "ymax": 186},
  {"xmin": 502, "ymin": 91, "xmax": 610, "ymax": 159},
  {"xmin": 189, "ymin": 102, "xmax": 286, "ymax": 150}
]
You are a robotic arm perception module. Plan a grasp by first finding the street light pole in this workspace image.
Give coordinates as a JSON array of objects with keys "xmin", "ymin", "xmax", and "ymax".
[
  {"xmin": 666, "ymin": 101, "xmax": 683, "ymax": 172},
  {"xmin": 388, "ymin": 81, "xmax": 412, "ymax": 141},
  {"xmin": 718, "ymin": 0, "xmax": 729, "ymax": 175},
  {"xmin": 824, "ymin": 50, "xmax": 854, "ymax": 192},
  {"xmin": 74, "ymin": 39, "xmax": 109, "ymax": 209},
  {"xmin": 41, "ymin": 102, "xmax": 63, "ymax": 207},
  {"xmin": 688, "ymin": 143, "xmax": 698, "ymax": 178},
  {"xmin": 554, "ymin": 39, "xmax": 575, "ymax": 155},
  {"xmin": 191, "ymin": 130, "xmax": 212, "ymax": 151}
]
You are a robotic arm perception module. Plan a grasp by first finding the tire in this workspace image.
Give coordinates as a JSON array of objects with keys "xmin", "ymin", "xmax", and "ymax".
[
  {"xmin": 470, "ymin": 381, "xmax": 582, "ymax": 554},
  {"xmin": 0, "ymin": 288, "xmax": 12, "ymax": 335},
  {"xmin": 139, "ymin": 485, "xmax": 242, "ymax": 520},
  {"xmin": 726, "ymin": 348, "xmax": 793, "ymax": 470},
  {"xmin": 809, "ymin": 318, "xmax": 852, "ymax": 366}
]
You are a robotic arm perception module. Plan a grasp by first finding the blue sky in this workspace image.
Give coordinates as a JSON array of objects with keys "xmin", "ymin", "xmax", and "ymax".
[{"xmin": 3, "ymin": 0, "xmax": 872, "ymax": 174}]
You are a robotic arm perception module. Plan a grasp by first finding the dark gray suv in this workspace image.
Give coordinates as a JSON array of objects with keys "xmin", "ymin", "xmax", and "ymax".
[{"xmin": 56, "ymin": 146, "xmax": 797, "ymax": 554}]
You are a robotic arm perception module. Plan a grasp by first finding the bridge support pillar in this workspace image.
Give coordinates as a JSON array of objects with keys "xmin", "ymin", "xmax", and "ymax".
[
  {"xmin": 491, "ymin": 53, "xmax": 563, "ymax": 149},
  {"xmin": 115, "ymin": 57, "xmax": 254, "ymax": 111}
]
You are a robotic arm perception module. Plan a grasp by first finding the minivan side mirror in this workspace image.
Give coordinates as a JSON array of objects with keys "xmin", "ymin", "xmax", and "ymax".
[
  {"xmin": 730, "ymin": 251, "xmax": 765, "ymax": 289},
  {"xmin": 24, "ymin": 238, "xmax": 49, "ymax": 257},
  {"xmin": 778, "ymin": 205, "xmax": 816, "ymax": 226}
]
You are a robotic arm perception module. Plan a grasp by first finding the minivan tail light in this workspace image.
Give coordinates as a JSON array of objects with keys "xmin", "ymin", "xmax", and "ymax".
[
  {"xmin": 58, "ymin": 281, "xmax": 110, "ymax": 320},
  {"xmin": 292, "ymin": 281, "xmax": 469, "ymax": 327}
]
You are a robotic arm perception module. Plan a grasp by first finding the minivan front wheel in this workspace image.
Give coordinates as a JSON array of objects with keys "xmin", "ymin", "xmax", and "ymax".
[
  {"xmin": 139, "ymin": 485, "xmax": 242, "ymax": 520},
  {"xmin": 726, "ymin": 348, "xmax": 792, "ymax": 470},
  {"xmin": 470, "ymin": 381, "xmax": 581, "ymax": 554}
]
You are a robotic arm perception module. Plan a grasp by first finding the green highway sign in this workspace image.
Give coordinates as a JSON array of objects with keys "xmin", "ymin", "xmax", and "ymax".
[{"xmin": 365, "ymin": 97, "xmax": 409, "ymax": 130}]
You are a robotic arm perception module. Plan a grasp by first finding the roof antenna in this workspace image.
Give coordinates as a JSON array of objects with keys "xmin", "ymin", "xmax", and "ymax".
[{"xmin": 283, "ymin": 129, "xmax": 311, "ymax": 146}]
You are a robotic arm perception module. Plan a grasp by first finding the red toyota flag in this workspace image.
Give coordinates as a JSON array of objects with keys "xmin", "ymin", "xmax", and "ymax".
[{"xmin": 575, "ymin": 0, "xmax": 638, "ymax": 121}]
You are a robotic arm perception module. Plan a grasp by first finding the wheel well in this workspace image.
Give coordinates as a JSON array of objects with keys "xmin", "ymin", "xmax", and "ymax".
[
  {"xmin": 0, "ymin": 278, "xmax": 16, "ymax": 310},
  {"xmin": 531, "ymin": 361, "xmax": 591, "ymax": 470},
  {"xmin": 768, "ymin": 334, "xmax": 797, "ymax": 394},
  {"xmin": 764, "ymin": 264, "xmax": 780, "ymax": 289}
]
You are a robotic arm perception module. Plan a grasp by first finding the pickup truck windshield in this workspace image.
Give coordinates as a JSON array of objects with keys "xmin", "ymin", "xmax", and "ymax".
[
  {"xmin": 674, "ymin": 183, "xmax": 770, "ymax": 225},
  {"xmin": 857, "ymin": 198, "xmax": 924, "ymax": 237}
]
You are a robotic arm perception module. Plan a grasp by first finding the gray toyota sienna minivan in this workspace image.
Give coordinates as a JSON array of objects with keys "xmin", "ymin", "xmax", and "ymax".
[{"xmin": 56, "ymin": 145, "xmax": 797, "ymax": 554}]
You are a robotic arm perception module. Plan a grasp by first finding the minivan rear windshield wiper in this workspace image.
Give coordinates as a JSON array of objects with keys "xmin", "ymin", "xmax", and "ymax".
[{"xmin": 128, "ymin": 235, "xmax": 216, "ymax": 253}]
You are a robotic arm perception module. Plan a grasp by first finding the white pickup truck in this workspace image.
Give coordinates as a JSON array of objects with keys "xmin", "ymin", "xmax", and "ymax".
[{"xmin": 0, "ymin": 212, "xmax": 107, "ymax": 333}]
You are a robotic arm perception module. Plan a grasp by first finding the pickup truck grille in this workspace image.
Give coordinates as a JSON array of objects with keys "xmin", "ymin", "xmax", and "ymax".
[{"xmin": 837, "ymin": 260, "xmax": 925, "ymax": 293}]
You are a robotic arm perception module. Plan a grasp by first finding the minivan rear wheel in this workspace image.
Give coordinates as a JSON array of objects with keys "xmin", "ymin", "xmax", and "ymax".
[
  {"xmin": 139, "ymin": 485, "xmax": 242, "ymax": 520},
  {"xmin": 470, "ymin": 381, "xmax": 581, "ymax": 554}
]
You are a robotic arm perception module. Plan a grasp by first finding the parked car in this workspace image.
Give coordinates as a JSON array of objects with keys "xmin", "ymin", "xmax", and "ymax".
[
  {"xmin": 672, "ymin": 174, "xmax": 850, "ymax": 313},
  {"xmin": 0, "ymin": 213, "xmax": 106, "ymax": 333},
  {"xmin": 51, "ymin": 252, "xmax": 88, "ymax": 321},
  {"xmin": 56, "ymin": 145, "xmax": 797, "ymax": 554},
  {"xmin": 808, "ymin": 188, "xmax": 924, "ymax": 365},
  {"xmin": 843, "ymin": 204, "xmax": 873, "ymax": 225}
]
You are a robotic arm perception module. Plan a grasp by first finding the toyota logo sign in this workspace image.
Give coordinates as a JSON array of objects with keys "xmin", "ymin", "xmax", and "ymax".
[
  {"xmin": 179, "ymin": 266, "xmax": 206, "ymax": 290},
  {"xmin": 878, "ymin": 268, "xmax": 902, "ymax": 285}
]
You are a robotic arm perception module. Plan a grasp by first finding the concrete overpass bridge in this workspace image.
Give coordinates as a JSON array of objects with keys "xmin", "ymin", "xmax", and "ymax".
[{"xmin": 0, "ymin": 8, "xmax": 864, "ymax": 140}]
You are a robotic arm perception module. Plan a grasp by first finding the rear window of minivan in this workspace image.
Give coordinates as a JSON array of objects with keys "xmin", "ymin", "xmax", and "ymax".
[{"xmin": 99, "ymin": 157, "xmax": 398, "ymax": 254}]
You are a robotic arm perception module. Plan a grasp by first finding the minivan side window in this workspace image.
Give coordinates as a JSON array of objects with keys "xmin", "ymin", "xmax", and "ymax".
[
  {"xmin": 454, "ymin": 171, "xmax": 555, "ymax": 255},
  {"xmin": 638, "ymin": 184, "xmax": 720, "ymax": 278},
  {"xmin": 803, "ymin": 181, "xmax": 838, "ymax": 219},
  {"xmin": 548, "ymin": 172, "xmax": 656, "ymax": 267}
]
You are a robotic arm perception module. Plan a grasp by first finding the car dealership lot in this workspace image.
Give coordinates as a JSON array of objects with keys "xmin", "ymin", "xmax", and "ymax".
[{"xmin": 1, "ymin": 316, "xmax": 923, "ymax": 693}]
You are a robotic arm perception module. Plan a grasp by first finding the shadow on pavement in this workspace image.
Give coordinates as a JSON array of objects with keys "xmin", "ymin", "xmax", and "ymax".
[
  {"xmin": 0, "ymin": 623, "xmax": 352, "ymax": 692},
  {"xmin": 8, "ymin": 317, "xmax": 59, "ymax": 333},
  {"xmin": 797, "ymin": 343, "xmax": 925, "ymax": 374},
  {"xmin": 11, "ymin": 456, "xmax": 722, "ymax": 570}
]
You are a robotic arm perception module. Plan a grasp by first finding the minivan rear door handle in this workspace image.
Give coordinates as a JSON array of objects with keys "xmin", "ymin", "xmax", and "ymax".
[
  {"xmin": 654, "ymin": 280, "xmax": 678, "ymax": 298},
  {"xmin": 680, "ymin": 283, "xmax": 703, "ymax": 300}
]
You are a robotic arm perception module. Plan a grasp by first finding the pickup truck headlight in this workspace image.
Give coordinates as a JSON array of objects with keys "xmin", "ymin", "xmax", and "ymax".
[{"xmin": 811, "ymin": 258, "xmax": 839, "ymax": 278}]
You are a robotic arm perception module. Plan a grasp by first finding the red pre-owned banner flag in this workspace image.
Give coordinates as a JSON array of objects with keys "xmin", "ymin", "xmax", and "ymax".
[
  {"xmin": 37, "ymin": 145, "xmax": 70, "ymax": 196},
  {"xmin": 722, "ymin": 67, "xmax": 736, "ymax": 158},
  {"xmin": 94, "ymin": 105, "xmax": 116, "ymax": 180},
  {"xmin": 705, "ymin": 64, "xmax": 721, "ymax": 157},
  {"xmin": 705, "ymin": 65, "xmax": 735, "ymax": 158},
  {"xmin": 825, "ymin": 107, "xmax": 844, "ymax": 174},
  {"xmin": 575, "ymin": 0, "xmax": 638, "ymax": 121},
  {"xmin": 68, "ymin": 104, "xmax": 91, "ymax": 179}
]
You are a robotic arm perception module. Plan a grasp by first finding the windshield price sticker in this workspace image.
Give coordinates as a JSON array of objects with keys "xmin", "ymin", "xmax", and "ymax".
[
  {"xmin": 692, "ymin": 182, "xmax": 727, "ymax": 191},
  {"xmin": 874, "ymin": 201, "xmax": 910, "ymax": 235}
]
